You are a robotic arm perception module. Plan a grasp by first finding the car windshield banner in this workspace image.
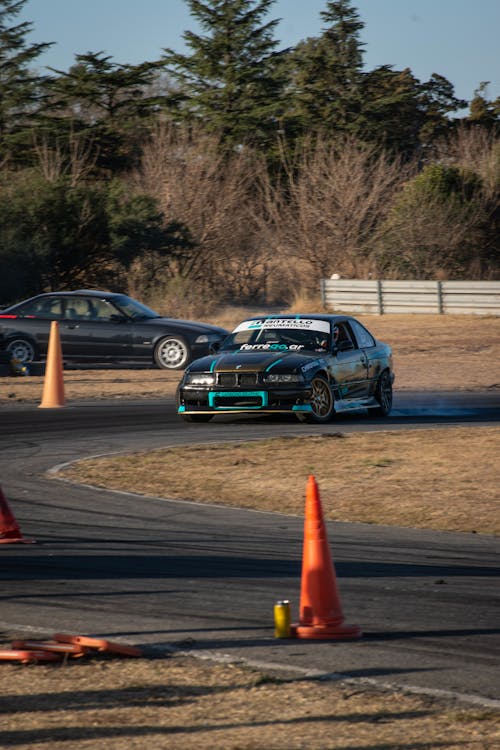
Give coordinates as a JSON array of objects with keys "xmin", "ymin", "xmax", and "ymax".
[{"xmin": 233, "ymin": 318, "xmax": 331, "ymax": 334}]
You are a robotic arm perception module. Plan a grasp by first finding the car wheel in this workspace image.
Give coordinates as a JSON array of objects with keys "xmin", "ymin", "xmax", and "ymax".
[
  {"xmin": 181, "ymin": 414, "xmax": 213, "ymax": 423},
  {"xmin": 373, "ymin": 370, "xmax": 393, "ymax": 416},
  {"xmin": 6, "ymin": 338, "xmax": 37, "ymax": 364},
  {"xmin": 154, "ymin": 336, "xmax": 190, "ymax": 370},
  {"xmin": 297, "ymin": 375, "xmax": 335, "ymax": 423}
]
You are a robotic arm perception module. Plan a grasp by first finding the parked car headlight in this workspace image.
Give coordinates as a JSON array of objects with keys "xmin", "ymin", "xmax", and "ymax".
[
  {"xmin": 263, "ymin": 373, "xmax": 304, "ymax": 383},
  {"xmin": 184, "ymin": 372, "xmax": 215, "ymax": 386},
  {"xmin": 195, "ymin": 333, "xmax": 220, "ymax": 344}
]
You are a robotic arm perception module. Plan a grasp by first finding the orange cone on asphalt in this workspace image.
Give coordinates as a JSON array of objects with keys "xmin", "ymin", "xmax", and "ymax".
[
  {"xmin": 11, "ymin": 640, "xmax": 87, "ymax": 658},
  {"xmin": 39, "ymin": 320, "xmax": 65, "ymax": 408},
  {"xmin": 0, "ymin": 648, "xmax": 61, "ymax": 663},
  {"xmin": 53, "ymin": 633, "xmax": 143, "ymax": 657},
  {"xmin": 291, "ymin": 476, "xmax": 361, "ymax": 640},
  {"xmin": 0, "ymin": 486, "xmax": 35, "ymax": 544}
]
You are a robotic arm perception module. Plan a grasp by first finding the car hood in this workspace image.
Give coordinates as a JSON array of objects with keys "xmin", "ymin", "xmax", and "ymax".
[
  {"xmin": 187, "ymin": 350, "xmax": 327, "ymax": 373},
  {"xmin": 144, "ymin": 318, "xmax": 228, "ymax": 336}
]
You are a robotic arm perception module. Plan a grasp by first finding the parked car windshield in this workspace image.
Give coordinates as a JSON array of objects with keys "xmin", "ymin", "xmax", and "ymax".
[
  {"xmin": 112, "ymin": 295, "xmax": 161, "ymax": 320},
  {"xmin": 221, "ymin": 318, "xmax": 331, "ymax": 353}
]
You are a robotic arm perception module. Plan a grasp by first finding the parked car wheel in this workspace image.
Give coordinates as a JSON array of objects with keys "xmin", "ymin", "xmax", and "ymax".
[
  {"xmin": 373, "ymin": 369, "xmax": 393, "ymax": 416},
  {"xmin": 6, "ymin": 338, "xmax": 37, "ymax": 364},
  {"xmin": 297, "ymin": 375, "xmax": 335, "ymax": 423},
  {"xmin": 154, "ymin": 336, "xmax": 190, "ymax": 370}
]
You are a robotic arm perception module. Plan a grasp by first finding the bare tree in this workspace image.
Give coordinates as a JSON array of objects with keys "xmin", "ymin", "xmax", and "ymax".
[
  {"xmin": 379, "ymin": 126, "xmax": 500, "ymax": 279},
  {"xmin": 33, "ymin": 131, "xmax": 98, "ymax": 186},
  {"xmin": 434, "ymin": 124, "xmax": 500, "ymax": 199},
  {"xmin": 262, "ymin": 136, "xmax": 409, "ymax": 287},
  {"xmin": 132, "ymin": 122, "xmax": 272, "ymax": 301}
]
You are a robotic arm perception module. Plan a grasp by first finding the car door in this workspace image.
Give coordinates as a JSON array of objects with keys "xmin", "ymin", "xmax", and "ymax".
[
  {"xmin": 327, "ymin": 320, "xmax": 369, "ymax": 399},
  {"xmin": 59, "ymin": 296, "xmax": 133, "ymax": 360},
  {"xmin": 349, "ymin": 318, "xmax": 382, "ymax": 396}
]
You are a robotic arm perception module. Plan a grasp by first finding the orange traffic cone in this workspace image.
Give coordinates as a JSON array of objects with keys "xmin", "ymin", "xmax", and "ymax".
[
  {"xmin": 39, "ymin": 320, "xmax": 65, "ymax": 408},
  {"xmin": 54, "ymin": 633, "xmax": 143, "ymax": 657},
  {"xmin": 0, "ymin": 486, "xmax": 36, "ymax": 544},
  {"xmin": 291, "ymin": 476, "xmax": 361, "ymax": 640}
]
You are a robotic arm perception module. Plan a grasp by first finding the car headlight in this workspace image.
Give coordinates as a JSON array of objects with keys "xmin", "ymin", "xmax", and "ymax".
[
  {"xmin": 195, "ymin": 333, "xmax": 220, "ymax": 344},
  {"xmin": 263, "ymin": 373, "xmax": 304, "ymax": 384},
  {"xmin": 184, "ymin": 372, "xmax": 215, "ymax": 386}
]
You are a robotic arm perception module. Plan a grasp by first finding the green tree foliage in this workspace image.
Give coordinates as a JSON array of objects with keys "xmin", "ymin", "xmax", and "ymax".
[
  {"xmin": 0, "ymin": 0, "xmax": 52, "ymax": 163},
  {"xmin": 44, "ymin": 52, "xmax": 165, "ymax": 173},
  {"xmin": 162, "ymin": 0, "xmax": 287, "ymax": 149},
  {"xmin": 0, "ymin": 171, "xmax": 187, "ymax": 301},
  {"xmin": 286, "ymin": 1, "xmax": 465, "ymax": 154},
  {"xmin": 468, "ymin": 82, "xmax": 500, "ymax": 129},
  {"xmin": 375, "ymin": 163, "xmax": 493, "ymax": 278},
  {"xmin": 361, "ymin": 68, "xmax": 465, "ymax": 154},
  {"xmin": 288, "ymin": 0, "xmax": 365, "ymax": 137}
]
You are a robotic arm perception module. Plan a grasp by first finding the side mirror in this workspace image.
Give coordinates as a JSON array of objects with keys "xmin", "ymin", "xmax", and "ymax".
[{"xmin": 209, "ymin": 341, "xmax": 221, "ymax": 354}]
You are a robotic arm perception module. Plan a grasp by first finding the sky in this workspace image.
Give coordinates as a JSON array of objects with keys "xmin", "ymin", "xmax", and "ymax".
[{"xmin": 18, "ymin": 0, "xmax": 500, "ymax": 108}]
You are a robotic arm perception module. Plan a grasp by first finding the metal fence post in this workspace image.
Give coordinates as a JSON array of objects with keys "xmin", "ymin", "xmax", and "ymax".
[
  {"xmin": 437, "ymin": 281, "xmax": 444, "ymax": 313},
  {"xmin": 377, "ymin": 279, "xmax": 384, "ymax": 314}
]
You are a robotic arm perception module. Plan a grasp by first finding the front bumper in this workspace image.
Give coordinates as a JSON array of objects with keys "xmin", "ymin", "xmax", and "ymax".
[{"xmin": 177, "ymin": 384, "xmax": 313, "ymax": 415}]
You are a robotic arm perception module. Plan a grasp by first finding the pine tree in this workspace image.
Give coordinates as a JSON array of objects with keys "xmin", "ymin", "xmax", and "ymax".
[
  {"xmin": 162, "ymin": 0, "xmax": 287, "ymax": 149},
  {"xmin": 44, "ymin": 52, "xmax": 165, "ymax": 173},
  {"xmin": 288, "ymin": 0, "xmax": 365, "ymax": 135},
  {"xmin": 0, "ymin": 0, "xmax": 52, "ymax": 162}
]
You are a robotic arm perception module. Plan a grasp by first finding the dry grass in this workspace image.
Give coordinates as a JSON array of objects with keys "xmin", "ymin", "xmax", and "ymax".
[
  {"xmin": 59, "ymin": 428, "xmax": 500, "ymax": 535},
  {"xmin": 1, "ymin": 653, "xmax": 498, "ymax": 750}
]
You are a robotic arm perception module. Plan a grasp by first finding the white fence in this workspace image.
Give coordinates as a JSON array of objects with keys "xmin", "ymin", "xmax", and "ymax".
[{"xmin": 320, "ymin": 279, "xmax": 500, "ymax": 315}]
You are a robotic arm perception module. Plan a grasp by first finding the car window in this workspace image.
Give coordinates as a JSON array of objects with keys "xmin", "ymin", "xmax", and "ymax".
[
  {"xmin": 63, "ymin": 297, "xmax": 97, "ymax": 320},
  {"xmin": 63, "ymin": 297, "xmax": 117, "ymax": 321},
  {"xmin": 350, "ymin": 319, "xmax": 376, "ymax": 348},
  {"xmin": 18, "ymin": 297, "xmax": 64, "ymax": 319},
  {"xmin": 334, "ymin": 322, "xmax": 356, "ymax": 349}
]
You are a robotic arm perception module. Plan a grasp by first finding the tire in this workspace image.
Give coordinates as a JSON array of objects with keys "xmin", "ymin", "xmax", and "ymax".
[
  {"xmin": 154, "ymin": 336, "xmax": 190, "ymax": 370},
  {"xmin": 297, "ymin": 375, "xmax": 335, "ymax": 423},
  {"xmin": 5, "ymin": 338, "xmax": 37, "ymax": 364},
  {"xmin": 373, "ymin": 369, "xmax": 393, "ymax": 416},
  {"xmin": 181, "ymin": 414, "xmax": 213, "ymax": 423}
]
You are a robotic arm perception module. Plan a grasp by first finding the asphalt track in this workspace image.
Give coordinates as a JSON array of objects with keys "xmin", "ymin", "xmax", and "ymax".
[{"xmin": 0, "ymin": 391, "xmax": 499, "ymax": 707}]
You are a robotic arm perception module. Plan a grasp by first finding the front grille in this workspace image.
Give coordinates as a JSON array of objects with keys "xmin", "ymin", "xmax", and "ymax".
[
  {"xmin": 217, "ymin": 372, "xmax": 258, "ymax": 387},
  {"xmin": 212, "ymin": 395, "xmax": 263, "ymax": 408},
  {"xmin": 209, "ymin": 390, "xmax": 268, "ymax": 409}
]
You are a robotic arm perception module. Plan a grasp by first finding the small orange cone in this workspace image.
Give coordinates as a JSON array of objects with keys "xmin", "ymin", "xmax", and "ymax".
[
  {"xmin": 0, "ymin": 648, "xmax": 61, "ymax": 663},
  {"xmin": 291, "ymin": 476, "xmax": 361, "ymax": 640},
  {"xmin": 11, "ymin": 640, "xmax": 87, "ymax": 658},
  {"xmin": 53, "ymin": 633, "xmax": 143, "ymax": 657},
  {"xmin": 0, "ymin": 486, "xmax": 35, "ymax": 544},
  {"xmin": 39, "ymin": 320, "xmax": 65, "ymax": 408}
]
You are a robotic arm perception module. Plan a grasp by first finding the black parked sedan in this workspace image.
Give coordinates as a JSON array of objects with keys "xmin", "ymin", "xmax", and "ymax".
[
  {"xmin": 177, "ymin": 314, "xmax": 394, "ymax": 422},
  {"xmin": 0, "ymin": 290, "xmax": 228, "ymax": 370}
]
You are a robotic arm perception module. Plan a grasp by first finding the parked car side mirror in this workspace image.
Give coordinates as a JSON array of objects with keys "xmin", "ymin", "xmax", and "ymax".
[{"xmin": 209, "ymin": 341, "xmax": 221, "ymax": 354}]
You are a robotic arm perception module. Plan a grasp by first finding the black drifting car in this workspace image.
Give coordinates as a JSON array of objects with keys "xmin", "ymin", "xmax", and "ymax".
[
  {"xmin": 0, "ymin": 290, "xmax": 228, "ymax": 370},
  {"xmin": 177, "ymin": 314, "xmax": 394, "ymax": 423}
]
